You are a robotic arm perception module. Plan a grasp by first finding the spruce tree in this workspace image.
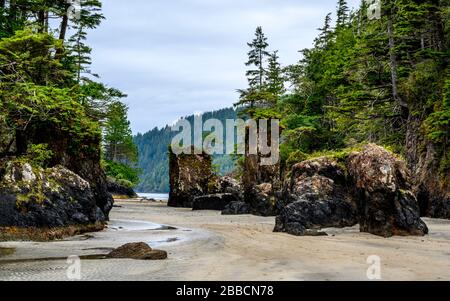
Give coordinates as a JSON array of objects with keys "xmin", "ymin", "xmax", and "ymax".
[
  {"xmin": 336, "ymin": 0, "xmax": 349, "ymax": 27},
  {"xmin": 245, "ymin": 26, "xmax": 270, "ymax": 91},
  {"xmin": 104, "ymin": 102, "xmax": 138, "ymax": 164},
  {"xmin": 315, "ymin": 13, "xmax": 333, "ymax": 48},
  {"xmin": 266, "ymin": 51, "xmax": 285, "ymax": 98},
  {"xmin": 236, "ymin": 26, "xmax": 272, "ymax": 113}
]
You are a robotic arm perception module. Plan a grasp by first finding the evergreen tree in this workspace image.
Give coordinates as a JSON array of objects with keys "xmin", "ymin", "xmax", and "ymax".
[
  {"xmin": 104, "ymin": 102, "xmax": 137, "ymax": 164},
  {"xmin": 236, "ymin": 27, "xmax": 275, "ymax": 115},
  {"xmin": 336, "ymin": 0, "xmax": 350, "ymax": 27},
  {"xmin": 266, "ymin": 51, "xmax": 285, "ymax": 98},
  {"xmin": 246, "ymin": 26, "xmax": 270, "ymax": 90},
  {"xmin": 315, "ymin": 13, "xmax": 333, "ymax": 48}
]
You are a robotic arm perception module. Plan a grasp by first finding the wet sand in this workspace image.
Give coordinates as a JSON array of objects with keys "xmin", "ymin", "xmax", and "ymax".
[{"xmin": 0, "ymin": 200, "xmax": 450, "ymax": 281}]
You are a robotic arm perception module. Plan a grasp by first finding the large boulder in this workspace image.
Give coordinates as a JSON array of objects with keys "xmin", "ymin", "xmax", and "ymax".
[
  {"xmin": 0, "ymin": 161, "xmax": 107, "ymax": 228},
  {"xmin": 192, "ymin": 193, "xmax": 238, "ymax": 211},
  {"xmin": 274, "ymin": 198, "xmax": 357, "ymax": 236},
  {"xmin": 275, "ymin": 157, "xmax": 358, "ymax": 236},
  {"xmin": 216, "ymin": 176, "xmax": 243, "ymax": 201},
  {"xmin": 347, "ymin": 144, "xmax": 428, "ymax": 237},
  {"xmin": 168, "ymin": 149, "xmax": 216, "ymax": 208},
  {"xmin": 222, "ymin": 201, "xmax": 251, "ymax": 215},
  {"xmin": 106, "ymin": 242, "xmax": 167, "ymax": 260},
  {"xmin": 245, "ymin": 183, "xmax": 278, "ymax": 217}
]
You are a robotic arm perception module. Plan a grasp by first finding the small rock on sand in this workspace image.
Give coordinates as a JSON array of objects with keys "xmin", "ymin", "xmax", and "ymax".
[{"xmin": 106, "ymin": 242, "xmax": 168, "ymax": 260}]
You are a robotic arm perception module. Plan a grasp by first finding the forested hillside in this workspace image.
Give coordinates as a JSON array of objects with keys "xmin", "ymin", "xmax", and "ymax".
[
  {"xmin": 134, "ymin": 108, "xmax": 238, "ymax": 193},
  {"xmin": 236, "ymin": 0, "xmax": 449, "ymax": 217}
]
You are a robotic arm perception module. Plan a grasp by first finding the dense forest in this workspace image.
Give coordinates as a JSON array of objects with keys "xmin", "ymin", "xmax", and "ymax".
[
  {"xmin": 134, "ymin": 108, "xmax": 238, "ymax": 193},
  {"xmin": 234, "ymin": 0, "xmax": 449, "ymax": 214},
  {"xmin": 0, "ymin": 1, "xmax": 138, "ymax": 188}
]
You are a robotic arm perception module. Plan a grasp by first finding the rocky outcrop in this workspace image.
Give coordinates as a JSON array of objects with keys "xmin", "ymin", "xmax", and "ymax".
[
  {"xmin": 222, "ymin": 201, "xmax": 251, "ymax": 215},
  {"xmin": 107, "ymin": 178, "xmax": 138, "ymax": 199},
  {"xmin": 23, "ymin": 126, "xmax": 114, "ymax": 221},
  {"xmin": 348, "ymin": 144, "xmax": 428, "ymax": 237},
  {"xmin": 168, "ymin": 150, "xmax": 216, "ymax": 208},
  {"xmin": 245, "ymin": 183, "xmax": 278, "ymax": 217},
  {"xmin": 216, "ymin": 176, "xmax": 243, "ymax": 201},
  {"xmin": 242, "ymin": 151, "xmax": 281, "ymax": 217},
  {"xmin": 406, "ymin": 114, "xmax": 450, "ymax": 219},
  {"xmin": 192, "ymin": 193, "xmax": 239, "ymax": 211},
  {"xmin": 168, "ymin": 148, "xmax": 245, "ymax": 210},
  {"xmin": 274, "ymin": 199, "xmax": 356, "ymax": 236},
  {"xmin": 275, "ymin": 145, "xmax": 428, "ymax": 237},
  {"xmin": 0, "ymin": 162, "xmax": 108, "ymax": 228},
  {"xmin": 275, "ymin": 158, "xmax": 358, "ymax": 236},
  {"xmin": 106, "ymin": 242, "xmax": 167, "ymax": 260}
]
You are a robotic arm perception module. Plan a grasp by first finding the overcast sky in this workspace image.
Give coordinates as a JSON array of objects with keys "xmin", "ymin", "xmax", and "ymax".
[{"xmin": 88, "ymin": 0, "xmax": 361, "ymax": 134}]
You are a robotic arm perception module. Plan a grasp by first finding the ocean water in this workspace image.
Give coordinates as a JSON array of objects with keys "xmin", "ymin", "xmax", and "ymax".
[{"xmin": 137, "ymin": 193, "xmax": 169, "ymax": 201}]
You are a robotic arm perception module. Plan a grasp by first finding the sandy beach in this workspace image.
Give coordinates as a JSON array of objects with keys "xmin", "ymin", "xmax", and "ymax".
[{"xmin": 0, "ymin": 199, "xmax": 450, "ymax": 281}]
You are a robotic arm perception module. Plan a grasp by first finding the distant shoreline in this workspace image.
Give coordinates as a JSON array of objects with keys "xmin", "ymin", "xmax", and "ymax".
[{"xmin": 136, "ymin": 193, "xmax": 169, "ymax": 201}]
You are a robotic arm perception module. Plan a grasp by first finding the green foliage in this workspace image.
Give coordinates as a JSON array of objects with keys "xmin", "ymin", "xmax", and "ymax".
[
  {"xmin": 424, "ymin": 77, "xmax": 450, "ymax": 144},
  {"xmin": 231, "ymin": 0, "xmax": 449, "ymax": 181},
  {"xmin": 103, "ymin": 102, "xmax": 138, "ymax": 163},
  {"xmin": 104, "ymin": 160, "xmax": 140, "ymax": 187},
  {"xmin": 236, "ymin": 27, "xmax": 282, "ymax": 117},
  {"xmin": 0, "ymin": 29, "xmax": 101, "ymax": 157},
  {"xmin": 0, "ymin": 1, "xmax": 138, "ymax": 195},
  {"xmin": 25, "ymin": 144, "xmax": 53, "ymax": 167}
]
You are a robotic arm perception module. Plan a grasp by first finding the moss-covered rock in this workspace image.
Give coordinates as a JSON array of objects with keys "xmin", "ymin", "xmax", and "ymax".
[
  {"xmin": 275, "ymin": 157, "xmax": 358, "ymax": 236},
  {"xmin": 347, "ymin": 144, "xmax": 429, "ymax": 237},
  {"xmin": 276, "ymin": 144, "xmax": 428, "ymax": 237},
  {"xmin": 168, "ymin": 149, "xmax": 216, "ymax": 208},
  {"xmin": 0, "ymin": 161, "xmax": 107, "ymax": 229}
]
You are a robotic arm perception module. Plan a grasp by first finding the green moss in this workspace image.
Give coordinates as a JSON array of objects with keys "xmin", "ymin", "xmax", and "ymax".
[
  {"xmin": 5, "ymin": 163, "xmax": 63, "ymax": 210},
  {"xmin": 306, "ymin": 144, "xmax": 364, "ymax": 163}
]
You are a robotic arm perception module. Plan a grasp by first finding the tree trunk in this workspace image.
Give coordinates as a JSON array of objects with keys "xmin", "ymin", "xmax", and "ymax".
[
  {"xmin": 387, "ymin": 13, "xmax": 408, "ymax": 110},
  {"xmin": 15, "ymin": 130, "xmax": 27, "ymax": 155},
  {"xmin": 44, "ymin": 11, "xmax": 49, "ymax": 33},
  {"xmin": 38, "ymin": 10, "xmax": 45, "ymax": 32},
  {"xmin": 59, "ymin": 13, "xmax": 69, "ymax": 41},
  {"xmin": 259, "ymin": 49, "xmax": 263, "ymax": 90}
]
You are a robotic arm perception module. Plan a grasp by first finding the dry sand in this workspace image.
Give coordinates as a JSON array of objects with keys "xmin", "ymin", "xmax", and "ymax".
[{"xmin": 0, "ymin": 200, "xmax": 449, "ymax": 281}]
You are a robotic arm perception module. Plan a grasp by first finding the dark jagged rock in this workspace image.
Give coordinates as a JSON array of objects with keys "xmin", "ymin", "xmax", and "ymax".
[
  {"xmin": 0, "ymin": 162, "xmax": 107, "ymax": 228},
  {"xmin": 275, "ymin": 157, "xmax": 358, "ymax": 236},
  {"xmin": 107, "ymin": 178, "xmax": 138, "ymax": 199},
  {"xmin": 241, "ymin": 124, "xmax": 282, "ymax": 216},
  {"xmin": 245, "ymin": 183, "xmax": 279, "ymax": 217},
  {"xmin": 192, "ymin": 193, "xmax": 238, "ymax": 211},
  {"xmin": 106, "ymin": 242, "xmax": 167, "ymax": 260},
  {"xmin": 274, "ymin": 198, "xmax": 358, "ymax": 236},
  {"xmin": 348, "ymin": 144, "xmax": 428, "ymax": 237},
  {"xmin": 222, "ymin": 201, "xmax": 251, "ymax": 215},
  {"xmin": 216, "ymin": 176, "xmax": 243, "ymax": 201},
  {"xmin": 168, "ymin": 150, "xmax": 216, "ymax": 208}
]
